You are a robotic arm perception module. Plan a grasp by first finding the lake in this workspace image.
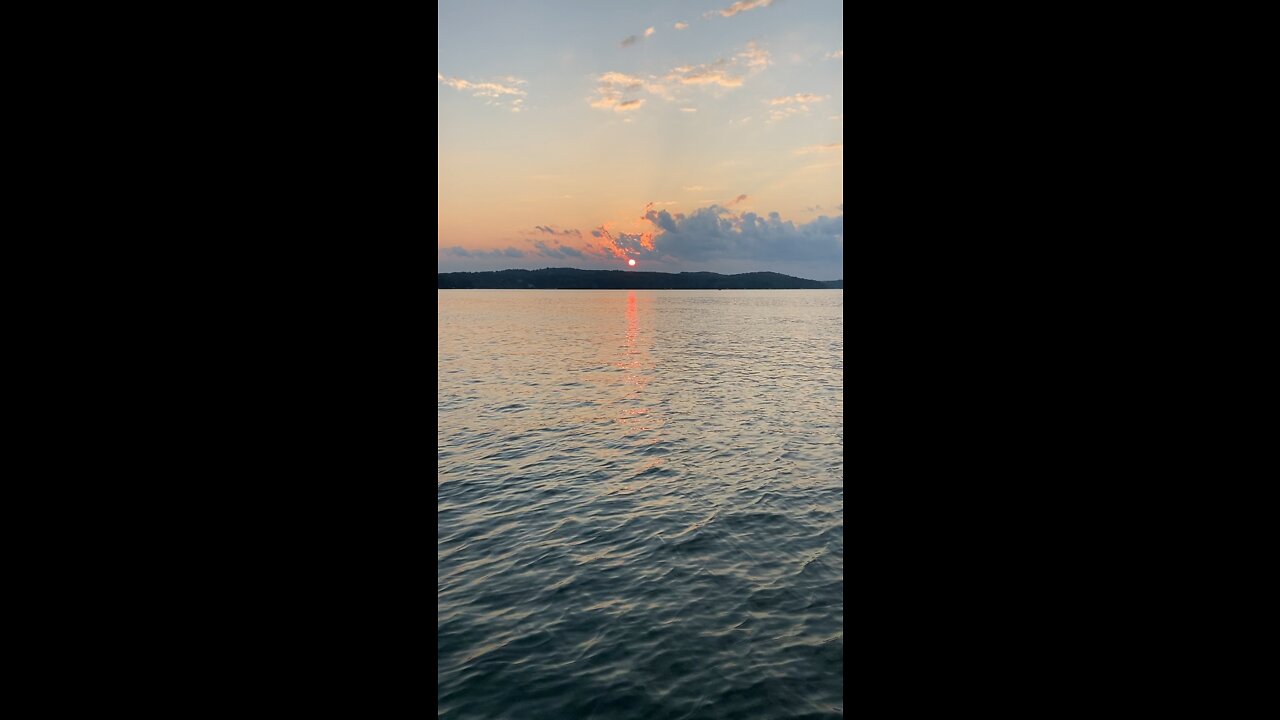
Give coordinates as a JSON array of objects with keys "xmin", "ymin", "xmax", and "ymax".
[{"xmin": 438, "ymin": 290, "xmax": 843, "ymax": 719}]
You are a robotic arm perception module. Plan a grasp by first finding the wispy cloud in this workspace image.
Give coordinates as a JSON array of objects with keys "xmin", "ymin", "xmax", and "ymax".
[
  {"xmin": 765, "ymin": 93, "xmax": 828, "ymax": 122},
  {"xmin": 736, "ymin": 43, "xmax": 770, "ymax": 71},
  {"xmin": 590, "ymin": 42, "xmax": 770, "ymax": 112},
  {"xmin": 590, "ymin": 72, "xmax": 649, "ymax": 112},
  {"xmin": 795, "ymin": 143, "xmax": 843, "ymax": 154},
  {"xmin": 683, "ymin": 185, "xmax": 706, "ymax": 191},
  {"xmin": 727, "ymin": 194, "xmax": 749, "ymax": 206},
  {"xmin": 674, "ymin": 21, "xmax": 689, "ymax": 30},
  {"xmin": 670, "ymin": 60, "xmax": 743, "ymax": 87},
  {"xmin": 621, "ymin": 26, "xmax": 657, "ymax": 48},
  {"xmin": 438, "ymin": 71, "xmax": 527, "ymax": 111},
  {"xmin": 768, "ymin": 93, "xmax": 826, "ymax": 105},
  {"xmin": 669, "ymin": 42, "xmax": 769, "ymax": 88},
  {"xmin": 719, "ymin": 0, "xmax": 775, "ymax": 18},
  {"xmin": 680, "ymin": 107, "xmax": 698, "ymax": 113},
  {"xmin": 827, "ymin": 49, "xmax": 844, "ymax": 59},
  {"xmin": 533, "ymin": 226, "xmax": 583, "ymax": 238}
]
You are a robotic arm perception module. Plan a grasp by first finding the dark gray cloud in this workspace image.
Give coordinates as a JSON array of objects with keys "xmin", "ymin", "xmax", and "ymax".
[
  {"xmin": 620, "ymin": 35, "xmax": 639, "ymax": 47},
  {"xmin": 527, "ymin": 236, "xmax": 588, "ymax": 260},
  {"xmin": 533, "ymin": 241, "xmax": 565, "ymax": 258},
  {"xmin": 443, "ymin": 246, "xmax": 525, "ymax": 258},
  {"xmin": 534, "ymin": 225, "xmax": 582, "ymax": 238},
  {"xmin": 727, "ymin": 193, "xmax": 749, "ymax": 206},
  {"xmin": 638, "ymin": 205, "xmax": 843, "ymax": 264}
]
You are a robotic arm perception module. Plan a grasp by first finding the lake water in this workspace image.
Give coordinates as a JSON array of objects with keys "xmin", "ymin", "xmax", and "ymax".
[{"xmin": 438, "ymin": 290, "xmax": 843, "ymax": 719}]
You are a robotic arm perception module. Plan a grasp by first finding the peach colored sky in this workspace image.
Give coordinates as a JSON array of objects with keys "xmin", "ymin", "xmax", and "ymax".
[{"xmin": 438, "ymin": 0, "xmax": 843, "ymax": 280}]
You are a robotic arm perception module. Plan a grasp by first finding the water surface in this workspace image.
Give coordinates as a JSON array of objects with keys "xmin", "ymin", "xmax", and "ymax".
[{"xmin": 439, "ymin": 290, "xmax": 843, "ymax": 719}]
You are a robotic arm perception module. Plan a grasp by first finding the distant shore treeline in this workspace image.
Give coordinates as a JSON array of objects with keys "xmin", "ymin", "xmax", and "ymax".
[{"xmin": 438, "ymin": 268, "xmax": 843, "ymax": 290}]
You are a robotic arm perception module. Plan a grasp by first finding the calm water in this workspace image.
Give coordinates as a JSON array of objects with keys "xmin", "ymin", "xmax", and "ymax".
[{"xmin": 438, "ymin": 290, "xmax": 843, "ymax": 719}]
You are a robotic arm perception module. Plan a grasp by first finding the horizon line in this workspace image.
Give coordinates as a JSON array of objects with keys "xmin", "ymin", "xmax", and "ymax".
[{"xmin": 437, "ymin": 267, "xmax": 843, "ymax": 283}]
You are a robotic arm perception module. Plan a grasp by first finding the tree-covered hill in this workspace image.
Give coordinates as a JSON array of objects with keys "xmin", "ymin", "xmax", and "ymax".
[{"xmin": 438, "ymin": 268, "xmax": 842, "ymax": 289}]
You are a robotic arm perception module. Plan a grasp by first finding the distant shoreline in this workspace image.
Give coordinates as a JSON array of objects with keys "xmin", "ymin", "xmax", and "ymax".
[{"xmin": 439, "ymin": 267, "xmax": 842, "ymax": 290}]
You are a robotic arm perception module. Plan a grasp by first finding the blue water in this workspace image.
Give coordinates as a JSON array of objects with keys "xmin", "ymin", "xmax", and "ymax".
[{"xmin": 439, "ymin": 290, "xmax": 843, "ymax": 719}]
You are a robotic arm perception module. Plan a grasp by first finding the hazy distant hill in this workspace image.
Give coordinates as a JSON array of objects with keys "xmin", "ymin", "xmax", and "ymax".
[{"xmin": 438, "ymin": 268, "xmax": 842, "ymax": 290}]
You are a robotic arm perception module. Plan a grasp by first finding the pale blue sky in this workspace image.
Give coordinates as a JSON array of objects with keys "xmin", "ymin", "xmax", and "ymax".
[{"xmin": 439, "ymin": 0, "xmax": 843, "ymax": 279}]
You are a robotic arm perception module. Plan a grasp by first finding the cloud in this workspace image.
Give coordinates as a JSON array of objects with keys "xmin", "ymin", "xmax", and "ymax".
[
  {"xmin": 442, "ymin": 246, "xmax": 526, "ymax": 258},
  {"xmin": 674, "ymin": 22, "xmax": 689, "ymax": 30},
  {"xmin": 622, "ymin": 27, "xmax": 656, "ymax": 47},
  {"xmin": 683, "ymin": 185, "xmax": 706, "ymax": 191},
  {"xmin": 736, "ymin": 43, "xmax": 771, "ymax": 71},
  {"xmin": 727, "ymin": 194, "xmax": 749, "ymax": 206},
  {"xmin": 827, "ymin": 50, "xmax": 844, "ymax": 59},
  {"xmin": 768, "ymin": 93, "xmax": 826, "ymax": 105},
  {"xmin": 533, "ymin": 240, "xmax": 566, "ymax": 258},
  {"xmin": 437, "ymin": 72, "xmax": 527, "ymax": 98},
  {"xmin": 533, "ymin": 226, "xmax": 583, "ymax": 238},
  {"xmin": 795, "ymin": 143, "xmax": 843, "ymax": 154},
  {"xmin": 448, "ymin": 199, "xmax": 843, "ymax": 275},
  {"xmin": 670, "ymin": 59, "xmax": 744, "ymax": 87},
  {"xmin": 636, "ymin": 203, "xmax": 843, "ymax": 267},
  {"xmin": 719, "ymin": 0, "xmax": 775, "ymax": 18},
  {"xmin": 590, "ymin": 42, "xmax": 770, "ymax": 112},
  {"xmin": 590, "ymin": 72, "xmax": 649, "ymax": 112},
  {"xmin": 438, "ymin": 71, "xmax": 527, "ymax": 111},
  {"xmin": 680, "ymin": 107, "xmax": 698, "ymax": 113},
  {"xmin": 765, "ymin": 93, "xmax": 827, "ymax": 122},
  {"xmin": 584, "ymin": 224, "xmax": 656, "ymax": 261},
  {"xmin": 530, "ymin": 240, "xmax": 586, "ymax": 259},
  {"xmin": 668, "ymin": 43, "xmax": 768, "ymax": 88}
]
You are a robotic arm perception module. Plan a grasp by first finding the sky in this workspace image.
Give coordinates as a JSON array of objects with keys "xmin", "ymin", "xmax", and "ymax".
[{"xmin": 438, "ymin": 0, "xmax": 843, "ymax": 280}]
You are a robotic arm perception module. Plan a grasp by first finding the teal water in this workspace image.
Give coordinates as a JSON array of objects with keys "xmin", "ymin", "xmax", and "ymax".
[{"xmin": 439, "ymin": 290, "xmax": 843, "ymax": 719}]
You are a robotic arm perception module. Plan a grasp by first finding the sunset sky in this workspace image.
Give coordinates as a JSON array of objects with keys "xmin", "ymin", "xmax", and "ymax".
[{"xmin": 438, "ymin": 0, "xmax": 843, "ymax": 280}]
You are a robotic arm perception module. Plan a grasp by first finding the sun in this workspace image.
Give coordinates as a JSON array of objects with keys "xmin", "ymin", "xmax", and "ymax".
[{"xmin": 628, "ymin": 258, "xmax": 636, "ymax": 267}]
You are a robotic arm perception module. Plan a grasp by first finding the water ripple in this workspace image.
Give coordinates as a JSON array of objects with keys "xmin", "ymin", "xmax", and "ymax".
[{"xmin": 440, "ymin": 290, "xmax": 843, "ymax": 719}]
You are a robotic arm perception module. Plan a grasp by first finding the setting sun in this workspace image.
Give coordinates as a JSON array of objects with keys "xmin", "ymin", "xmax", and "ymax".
[{"xmin": 627, "ymin": 259, "xmax": 636, "ymax": 267}]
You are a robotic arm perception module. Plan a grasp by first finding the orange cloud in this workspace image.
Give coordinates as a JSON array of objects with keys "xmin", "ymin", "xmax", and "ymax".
[
  {"xmin": 768, "ymin": 93, "xmax": 826, "ymax": 105},
  {"xmin": 719, "ymin": 0, "xmax": 774, "ymax": 18}
]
